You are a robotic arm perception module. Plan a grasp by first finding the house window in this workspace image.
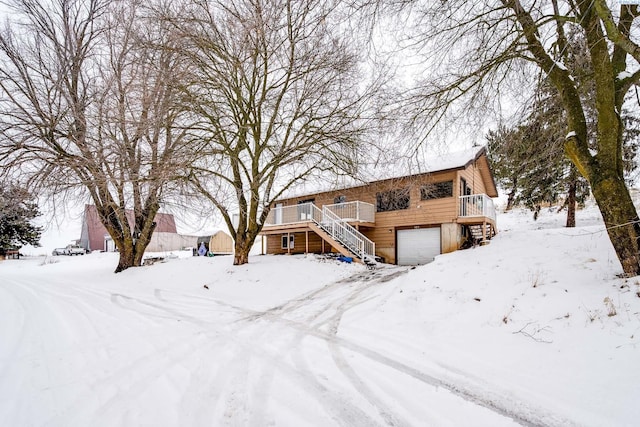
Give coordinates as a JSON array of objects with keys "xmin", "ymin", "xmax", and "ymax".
[
  {"xmin": 281, "ymin": 234, "xmax": 294, "ymax": 249},
  {"xmin": 421, "ymin": 181, "xmax": 453, "ymax": 200},
  {"xmin": 376, "ymin": 188, "xmax": 410, "ymax": 212},
  {"xmin": 334, "ymin": 195, "xmax": 346, "ymax": 204}
]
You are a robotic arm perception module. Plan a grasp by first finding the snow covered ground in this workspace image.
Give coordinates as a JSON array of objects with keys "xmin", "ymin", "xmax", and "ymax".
[{"xmin": 1, "ymin": 202, "xmax": 639, "ymax": 426}]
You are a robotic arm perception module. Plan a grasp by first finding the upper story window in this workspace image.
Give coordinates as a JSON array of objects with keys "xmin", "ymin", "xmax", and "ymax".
[
  {"xmin": 376, "ymin": 188, "xmax": 410, "ymax": 212},
  {"xmin": 421, "ymin": 181, "xmax": 453, "ymax": 200},
  {"xmin": 334, "ymin": 195, "xmax": 346, "ymax": 204}
]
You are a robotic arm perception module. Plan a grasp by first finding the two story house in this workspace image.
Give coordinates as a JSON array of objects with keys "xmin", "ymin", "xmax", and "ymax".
[{"xmin": 260, "ymin": 146, "xmax": 498, "ymax": 265}]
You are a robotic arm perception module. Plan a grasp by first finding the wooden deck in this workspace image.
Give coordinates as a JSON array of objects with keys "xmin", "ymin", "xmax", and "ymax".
[
  {"xmin": 261, "ymin": 220, "xmax": 375, "ymax": 234},
  {"xmin": 457, "ymin": 215, "xmax": 497, "ymax": 229}
]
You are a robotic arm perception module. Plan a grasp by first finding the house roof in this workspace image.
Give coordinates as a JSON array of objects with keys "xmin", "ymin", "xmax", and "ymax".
[
  {"xmin": 281, "ymin": 145, "xmax": 497, "ymax": 200},
  {"xmin": 211, "ymin": 230, "xmax": 232, "ymax": 238},
  {"xmin": 197, "ymin": 230, "xmax": 234, "ymax": 241}
]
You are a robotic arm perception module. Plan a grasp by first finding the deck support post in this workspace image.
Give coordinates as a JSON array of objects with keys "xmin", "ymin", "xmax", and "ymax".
[
  {"xmin": 482, "ymin": 220, "xmax": 487, "ymax": 244},
  {"xmin": 305, "ymin": 230, "xmax": 309, "ymax": 253}
]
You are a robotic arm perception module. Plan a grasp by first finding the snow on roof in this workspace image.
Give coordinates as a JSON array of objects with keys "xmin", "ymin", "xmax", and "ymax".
[
  {"xmin": 411, "ymin": 145, "xmax": 486, "ymax": 175},
  {"xmin": 281, "ymin": 145, "xmax": 487, "ymax": 199}
]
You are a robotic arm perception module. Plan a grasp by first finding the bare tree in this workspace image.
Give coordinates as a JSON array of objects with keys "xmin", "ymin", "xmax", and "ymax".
[
  {"xmin": 372, "ymin": 1, "xmax": 640, "ymax": 276},
  {"xmin": 0, "ymin": 0, "xmax": 197, "ymax": 272},
  {"xmin": 173, "ymin": 0, "xmax": 383, "ymax": 265}
]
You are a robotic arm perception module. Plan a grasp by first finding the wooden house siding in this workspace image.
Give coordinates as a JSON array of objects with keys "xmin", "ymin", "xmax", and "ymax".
[
  {"xmin": 276, "ymin": 169, "xmax": 459, "ymax": 224},
  {"xmin": 261, "ymin": 148, "xmax": 497, "ymax": 264},
  {"xmin": 267, "ymin": 231, "xmax": 324, "ymax": 255},
  {"xmin": 457, "ymin": 155, "xmax": 497, "ymax": 196},
  {"xmin": 278, "ymin": 172, "xmax": 456, "ymax": 215},
  {"xmin": 458, "ymin": 165, "xmax": 489, "ymax": 196}
]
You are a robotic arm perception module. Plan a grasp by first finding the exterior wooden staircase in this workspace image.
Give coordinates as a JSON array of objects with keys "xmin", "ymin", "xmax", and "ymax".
[
  {"xmin": 306, "ymin": 204, "xmax": 377, "ymax": 267},
  {"xmin": 469, "ymin": 223, "xmax": 495, "ymax": 245}
]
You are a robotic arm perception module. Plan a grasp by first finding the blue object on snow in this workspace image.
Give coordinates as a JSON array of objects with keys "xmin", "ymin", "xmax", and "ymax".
[
  {"xmin": 337, "ymin": 256, "xmax": 353, "ymax": 263},
  {"xmin": 198, "ymin": 242, "xmax": 207, "ymax": 256}
]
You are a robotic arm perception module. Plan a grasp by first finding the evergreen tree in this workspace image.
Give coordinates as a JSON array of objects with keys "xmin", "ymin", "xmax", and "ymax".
[
  {"xmin": 0, "ymin": 186, "xmax": 42, "ymax": 254},
  {"xmin": 487, "ymin": 30, "xmax": 638, "ymax": 226},
  {"xmin": 487, "ymin": 95, "xmax": 591, "ymax": 226}
]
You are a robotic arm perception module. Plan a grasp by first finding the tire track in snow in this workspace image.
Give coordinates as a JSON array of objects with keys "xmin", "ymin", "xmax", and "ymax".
[
  {"xmin": 323, "ymin": 276, "xmax": 413, "ymax": 426},
  {"xmin": 286, "ymin": 269, "xmax": 413, "ymax": 426},
  {"xmin": 0, "ymin": 281, "xmax": 28, "ymax": 382},
  {"xmin": 262, "ymin": 308, "xmax": 569, "ymax": 426},
  {"xmin": 233, "ymin": 267, "xmax": 570, "ymax": 427},
  {"xmin": 245, "ymin": 267, "xmax": 413, "ymax": 426},
  {"xmin": 0, "ymin": 278, "xmax": 95, "ymax": 424},
  {"xmin": 47, "ymin": 293, "xmax": 223, "ymax": 425},
  {"xmin": 5, "ymin": 263, "xmax": 570, "ymax": 426},
  {"xmin": 106, "ymin": 289, "xmax": 379, "ymax": 425},
  {"xmin": 113, "ymin": 287, "xmax": 389, "ymax": 425}
]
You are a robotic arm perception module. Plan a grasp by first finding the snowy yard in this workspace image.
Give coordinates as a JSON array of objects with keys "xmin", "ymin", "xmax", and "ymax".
[{"xmin": 1, "ymin": 204, "xmax": 639, "ymax": 426}]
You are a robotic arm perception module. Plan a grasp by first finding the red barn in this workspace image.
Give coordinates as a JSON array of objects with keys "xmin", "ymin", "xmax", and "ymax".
[{"xmin": 79, "ymin": 205, "xmax": 178, "ymax": 252}]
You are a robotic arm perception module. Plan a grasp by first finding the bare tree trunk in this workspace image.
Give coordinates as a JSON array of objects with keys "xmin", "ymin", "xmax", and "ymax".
[
  {"xmin": 96, "ymin": 199, "xmax": 161, "ymax": 273},
  {"xmin": 233, "ymin": 233, "xmax": 251, "ymax": 265},
  {"xmin": 591, "ymin": 174, "xmax": 640, "ymax": 276},
  {"xmin": 115, "ymin": 243, "xmax": 148, "ymax": 273},
  {"xmin": 533, "ymin": 204, "xmax": 540, "ymax": 221},
  {"xmin": 565, "ymin": 169, "xmax": 577, "ymax": 228},
  {"xmin": 506, "ymin": 190, "xmax": 516, "ymax": 211},
  {"xmin": 114, "ymin": 234, "xmax": 155, "ymax": 273},
  {"xmin": 116, "ymin": 240, "xmax": 136, "ymax": 273}
]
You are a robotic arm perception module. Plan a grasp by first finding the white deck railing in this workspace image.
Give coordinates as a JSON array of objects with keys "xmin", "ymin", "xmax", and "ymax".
[
  {"xmin": 265, "ymin": 203, "xmax": 322, "ymax": 225},
  {"xmin": 264, "ymin": 202, "xmax": 376, "ymax": 264},
  {"xmin": 265, "ymin": 201, "xmax": 375, "ymax": 225},
  {"xmin": 323, "ymin": 201, "xmax": 375, "ymax": 223},
  {"xmin": 318, "ymin": 205, "xmax": 376, "ymax": 263},
  {"xmin": 459, "ymin": 194, "xmax": 496, "ymax": 222}
]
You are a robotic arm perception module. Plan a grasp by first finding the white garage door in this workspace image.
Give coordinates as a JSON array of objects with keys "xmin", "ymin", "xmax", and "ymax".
[{"xmin": 397, "ymin": 227, "xmax": 441, "ymax": 265}]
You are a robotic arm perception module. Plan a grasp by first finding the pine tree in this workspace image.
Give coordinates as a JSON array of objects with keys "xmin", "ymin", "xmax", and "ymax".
[
  {"xmin": 487, "ymin": 93, "xmax": 591, "ymax": 225},
  {"xmin": 0, "ymin": 186, "xmax": 42, "ymax": 254},
  {"xmin": 487, "ymin": 31, "xmax": 638, "ymax": 226}
]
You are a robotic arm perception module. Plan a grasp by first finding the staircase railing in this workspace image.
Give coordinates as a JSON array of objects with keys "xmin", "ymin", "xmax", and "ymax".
[
  {"xmin": 305, "ymin": 203, "xmax": 375, "ymax": 264},
  {"xmin": 264, "ymin": 202, "xmax": 377, "ymax": 264}
]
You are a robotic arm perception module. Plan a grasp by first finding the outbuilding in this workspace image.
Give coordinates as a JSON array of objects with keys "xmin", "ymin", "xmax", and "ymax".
[{"xmin": 208, "ymin": 230, "xmax": 234, "ymax": 254}]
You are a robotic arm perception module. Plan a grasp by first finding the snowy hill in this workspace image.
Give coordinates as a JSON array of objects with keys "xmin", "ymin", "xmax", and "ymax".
[
  {"xmin": 342, "ymin": 203, "xmax": 640, "ymax": 426},
  {"xmin": 1, "ymin": 201, "xmax": 638, "ymax": 426}
]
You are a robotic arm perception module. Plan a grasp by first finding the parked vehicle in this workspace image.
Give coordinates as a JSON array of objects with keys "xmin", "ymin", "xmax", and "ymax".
[
  {"xmin": 66, "ymin": 245, "xmax": 86, "ymax": 255},
  {"xmin": 52, "ymin": 245, "xmax": 86, "ymax": 256}
]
